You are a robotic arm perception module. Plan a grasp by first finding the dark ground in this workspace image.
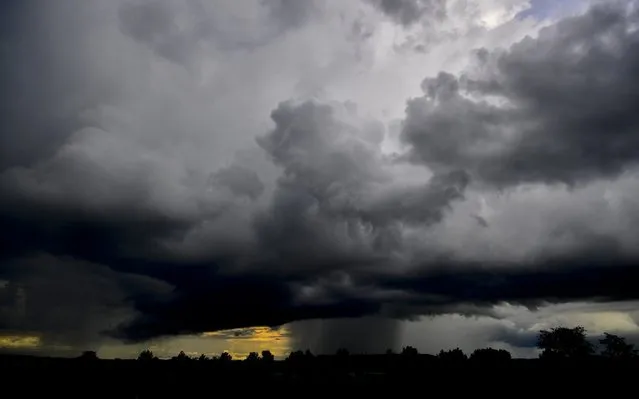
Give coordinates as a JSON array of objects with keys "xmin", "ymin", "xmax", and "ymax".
[{"xmin": 1, "ymin": 353, "xmax": 635, "ymax": 397}]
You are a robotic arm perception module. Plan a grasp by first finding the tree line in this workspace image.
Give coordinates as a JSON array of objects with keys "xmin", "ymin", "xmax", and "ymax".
[{"xmin": 88, "ymin": 325, "xmax": 635, "ymax": 363}]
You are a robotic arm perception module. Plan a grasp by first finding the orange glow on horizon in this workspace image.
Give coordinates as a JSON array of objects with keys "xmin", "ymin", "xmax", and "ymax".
[
  {"xmin": 202, "ymin": 326, "xmax": 292, "ymax": 359},
  {"xmin": 0, "ymin": 334, "xmax": 41, "ymax": 349}
]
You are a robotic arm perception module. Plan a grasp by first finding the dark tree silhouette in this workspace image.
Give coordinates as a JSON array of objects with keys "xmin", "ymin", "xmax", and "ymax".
[
  {"xmin": 438, "ymin": 348, "xmax": 467, "ymax": 362},
  {"xmin": 261, "ymin": 350, "xmax": 275, "ymax": 363},
  {"xmin": 470, "ymin": 348, "xmax": 511, "ymax": 362},
  {"xmin": 287, "ymin": 349, "xmax": 314, "ymax": 365},
  {"xmin": 336, "ymin": 348, "xmax": 350, "ymax": 357},
  {"xmin": 287, "ymin": 350, "xmax": 304, "ymax": 361},
  {"xmin": 198, "ymin": 354, "xmax": 208, "ymax": 361},
  {"xmin": 538, "ymin": 326, "xmax": 594, "ymax": 360},
  {"xmin": 599, "ymin": 333, "xmax": 638, "ymax": 359},
  {"xmin": 245, "ymin": 352, "xmax": 260, "ymax": 362},
  {"xmin": 173, "ymin": 351, "xmax": 191, "ymax": 361},
  {"xmin": 78, "ymin": 351, "xmax": 98, "ymax": 361},
  {"xmin": 401, "ymin": 346, "xmax": 419, "ymax": 357},
  {"xmin": 137, "ymin": 349, "xmax": 157, "ymax": 361},
  {"xmin": 219, "ymin": 352, "xmax": 232, "ymax": 362}
]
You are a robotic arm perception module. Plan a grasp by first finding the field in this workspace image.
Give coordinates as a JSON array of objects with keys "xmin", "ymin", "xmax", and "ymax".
[{"xmin": 1, "ymin": 353, "xmax": 635, "ymax": 397}]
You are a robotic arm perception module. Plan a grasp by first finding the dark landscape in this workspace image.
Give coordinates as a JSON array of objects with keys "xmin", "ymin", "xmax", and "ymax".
[{"xmin": 2, "ymin": 327, "xmax": 637, "ymax": 396}]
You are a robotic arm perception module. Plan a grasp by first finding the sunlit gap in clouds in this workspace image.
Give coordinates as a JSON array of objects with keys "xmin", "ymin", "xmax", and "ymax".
[
  {"xmin": 202, "ymin": 326, "xmax": 292, "ymax": 360},
  {"xmin": 0, "ymin": 334, "xmax": 41, "ymax": 349}
]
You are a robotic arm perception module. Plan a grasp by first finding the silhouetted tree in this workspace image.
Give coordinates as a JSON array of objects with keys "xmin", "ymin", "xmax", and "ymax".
[
  {"xmin": 385, "ymin": 349, "xmax": 395, "ymax": 356},
  {"xmin": 137, "ymin": 349, "xmax": 157, "ymax": 362},
  {"xmin": 285, "ymin": 350, "xmax": 314, "ymax": 375},
  {"xmin": 219, "ymin": 352, "xmax": 232, "ymax": 362},
  {"xmin": 198, "ymin": 354, "xmax": 209, "ymax": 361},
  {"xmin": 401, "ymin": 346, "xmax": 419, "ymax": 357},
  {"xmin": 78, "ymin": 351, "xmax": 98, "ymax": 361},
  {"xmin": 538, "ymin": 326, "xmax": 594, "ymax": 360},
  {"xmin": 438, "ymin": 348, "xmax": 467, "ymax": 362},
  {"xmin": 470, "ymin": 348, "xmax": 511, "ymax": 362},
  {"xmin": 336, "ymin": 348, "xmax": 350, "ymax": 357},
  {"xmin": 599, "ymin": 333, "xmax": 638, "ymax": 359},
  {"xmin": 245, "ymin": 352, "xmax": 260, "ymax": 362},
  {"xmin": 261, "ymin": 350, "xmax": 275, "ymax": 363},
  {"xmin": 287, "ymin": 350, "xmax": 304, "ymax": 362},
  {"xmin": 173, "ymin": 351, "xmax": 191, "ymax": 361}
]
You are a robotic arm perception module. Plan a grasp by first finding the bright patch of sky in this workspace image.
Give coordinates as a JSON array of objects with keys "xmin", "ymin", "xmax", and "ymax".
[{"xmin": 518, "ymin": 0, "xmax": 590, "ymax": 21}]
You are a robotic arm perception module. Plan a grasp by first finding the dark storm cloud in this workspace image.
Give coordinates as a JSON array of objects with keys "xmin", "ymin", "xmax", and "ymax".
[
  {"xmin": 254, "ymin": 100, "xmax": 469, "ymax": 273},
  {"xmin": 0, "ymin": 154, "xmax": 194, "ymax": 264},
  {"xmin": 115, "ymin": 245, "xmax": 639, "ymax": 342},
  {"xmin": 108, "ymin": 99, "xmax": 471, "ymax": 342},
  {"xmin": 491, "ymin": 325, "xmax": 538, "ymax": 349},
  {"xmin": 2, "ymin": 0, "xmax": 639, "ymax": 348},
  {"xmin": 289, "ymin": 317, "xmax": 401, "ymax": 354},
  {"xmin": 0, "ymin": 1, "xmax": 123, "ymax": 170},
  {"xmin": 209, "ymin": 164, "xmax": 265, "ymax": 200},
  {"xmin": 257, "ymin": 100, "xmax": 468, "ymax": 229},
  {"xmin": 112, "ymin": 274, "xmax": 383, "ymax": 343},
  {"xmin": 380, "ymin": 253, "xmax": 639, "ymax": 313},
  {"xmin": 403, "ymin": 2, "xmax": 639, "ymax": 187},
  {"xmin": 0, "ymin": 254, "xmax": 170, "ymax": 347},
  {"xmin": 367, "ymin": 0, "xmax": 447, "ymax": 26}
]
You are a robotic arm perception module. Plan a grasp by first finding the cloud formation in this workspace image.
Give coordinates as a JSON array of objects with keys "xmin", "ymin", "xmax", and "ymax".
[
  {"xmin": 403, "ymin": 2, "xmax": 639, "ymax": 186},
  {"xmin": 367, "ymin": 0, "xmax": 447, "ymax": 26},
  {"xmin": 1, "ymin": 0, "xmax": 639, "ymax": 351}
]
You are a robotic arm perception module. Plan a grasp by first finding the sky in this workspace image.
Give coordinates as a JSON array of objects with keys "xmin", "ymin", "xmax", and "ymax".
[{"xmin": 1, "ymin": 0, "xmax": 639, "ymax": 360}]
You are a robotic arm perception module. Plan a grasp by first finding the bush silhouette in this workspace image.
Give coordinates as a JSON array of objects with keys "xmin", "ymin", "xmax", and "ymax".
[
  {"xmin": 438, "ymin": 348, "xmax": 467, "ymax": 362},
  {"xmin": 401, "ymin": 346, "xmax": 419, "ymax": 357},
  {"xmin": 470, "ymin": 348, "xmax": 511, "ymax": 362}
]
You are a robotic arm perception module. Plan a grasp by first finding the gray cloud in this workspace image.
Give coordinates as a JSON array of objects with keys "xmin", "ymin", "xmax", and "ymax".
[
  {"xmin": 118, "ymin": 1, "xmax": 195, "ymax": 64},
  {"xmin": 209, "ymin": 164, "xmax": 265, "ymax": 200},
  {"xmin": 403, "ymin": 2, "xmax": 639, "ymax": 187},
  {"xmin": 367, "ymin": 0, "xmax": 447, "ymax": 26},
  {"xmin": 0, "ymin": 254, "xmax": 170, "ymax": 347},
  {"xmin": 0, "ymin": 1, "xmax": 134, "ymax": 170},
  {"xmin": 289, "ymin": 317, "xmax": 401, "ymax": 354},
  {"xmin": 264, "ymin": 0, "xmax": 320, "ymax": 30},
  {"xmin": 254, "ymin": 100, "xmax": 469, "ymax": 275},
  {"xmin": 118, "ymin": 0, "xmax": 320, "ymax": 65}
]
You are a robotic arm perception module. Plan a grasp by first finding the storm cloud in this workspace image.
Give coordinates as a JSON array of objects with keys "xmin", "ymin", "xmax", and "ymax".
[
  {"xmin": 403, "ymin": 2, "xmax": 639, "ymax": 186},
  {"xmin": 1, "ymin": 0, "xmax": 639, "ymax": 352},
  {"xmin": 367, "ymin": 0, "xmax": 447, "ymax": 26}
]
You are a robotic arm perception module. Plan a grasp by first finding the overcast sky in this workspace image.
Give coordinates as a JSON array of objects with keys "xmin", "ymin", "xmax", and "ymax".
[{"xmin": 2, "ymin": 0, "xmax": 639, "ymax": 359}]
